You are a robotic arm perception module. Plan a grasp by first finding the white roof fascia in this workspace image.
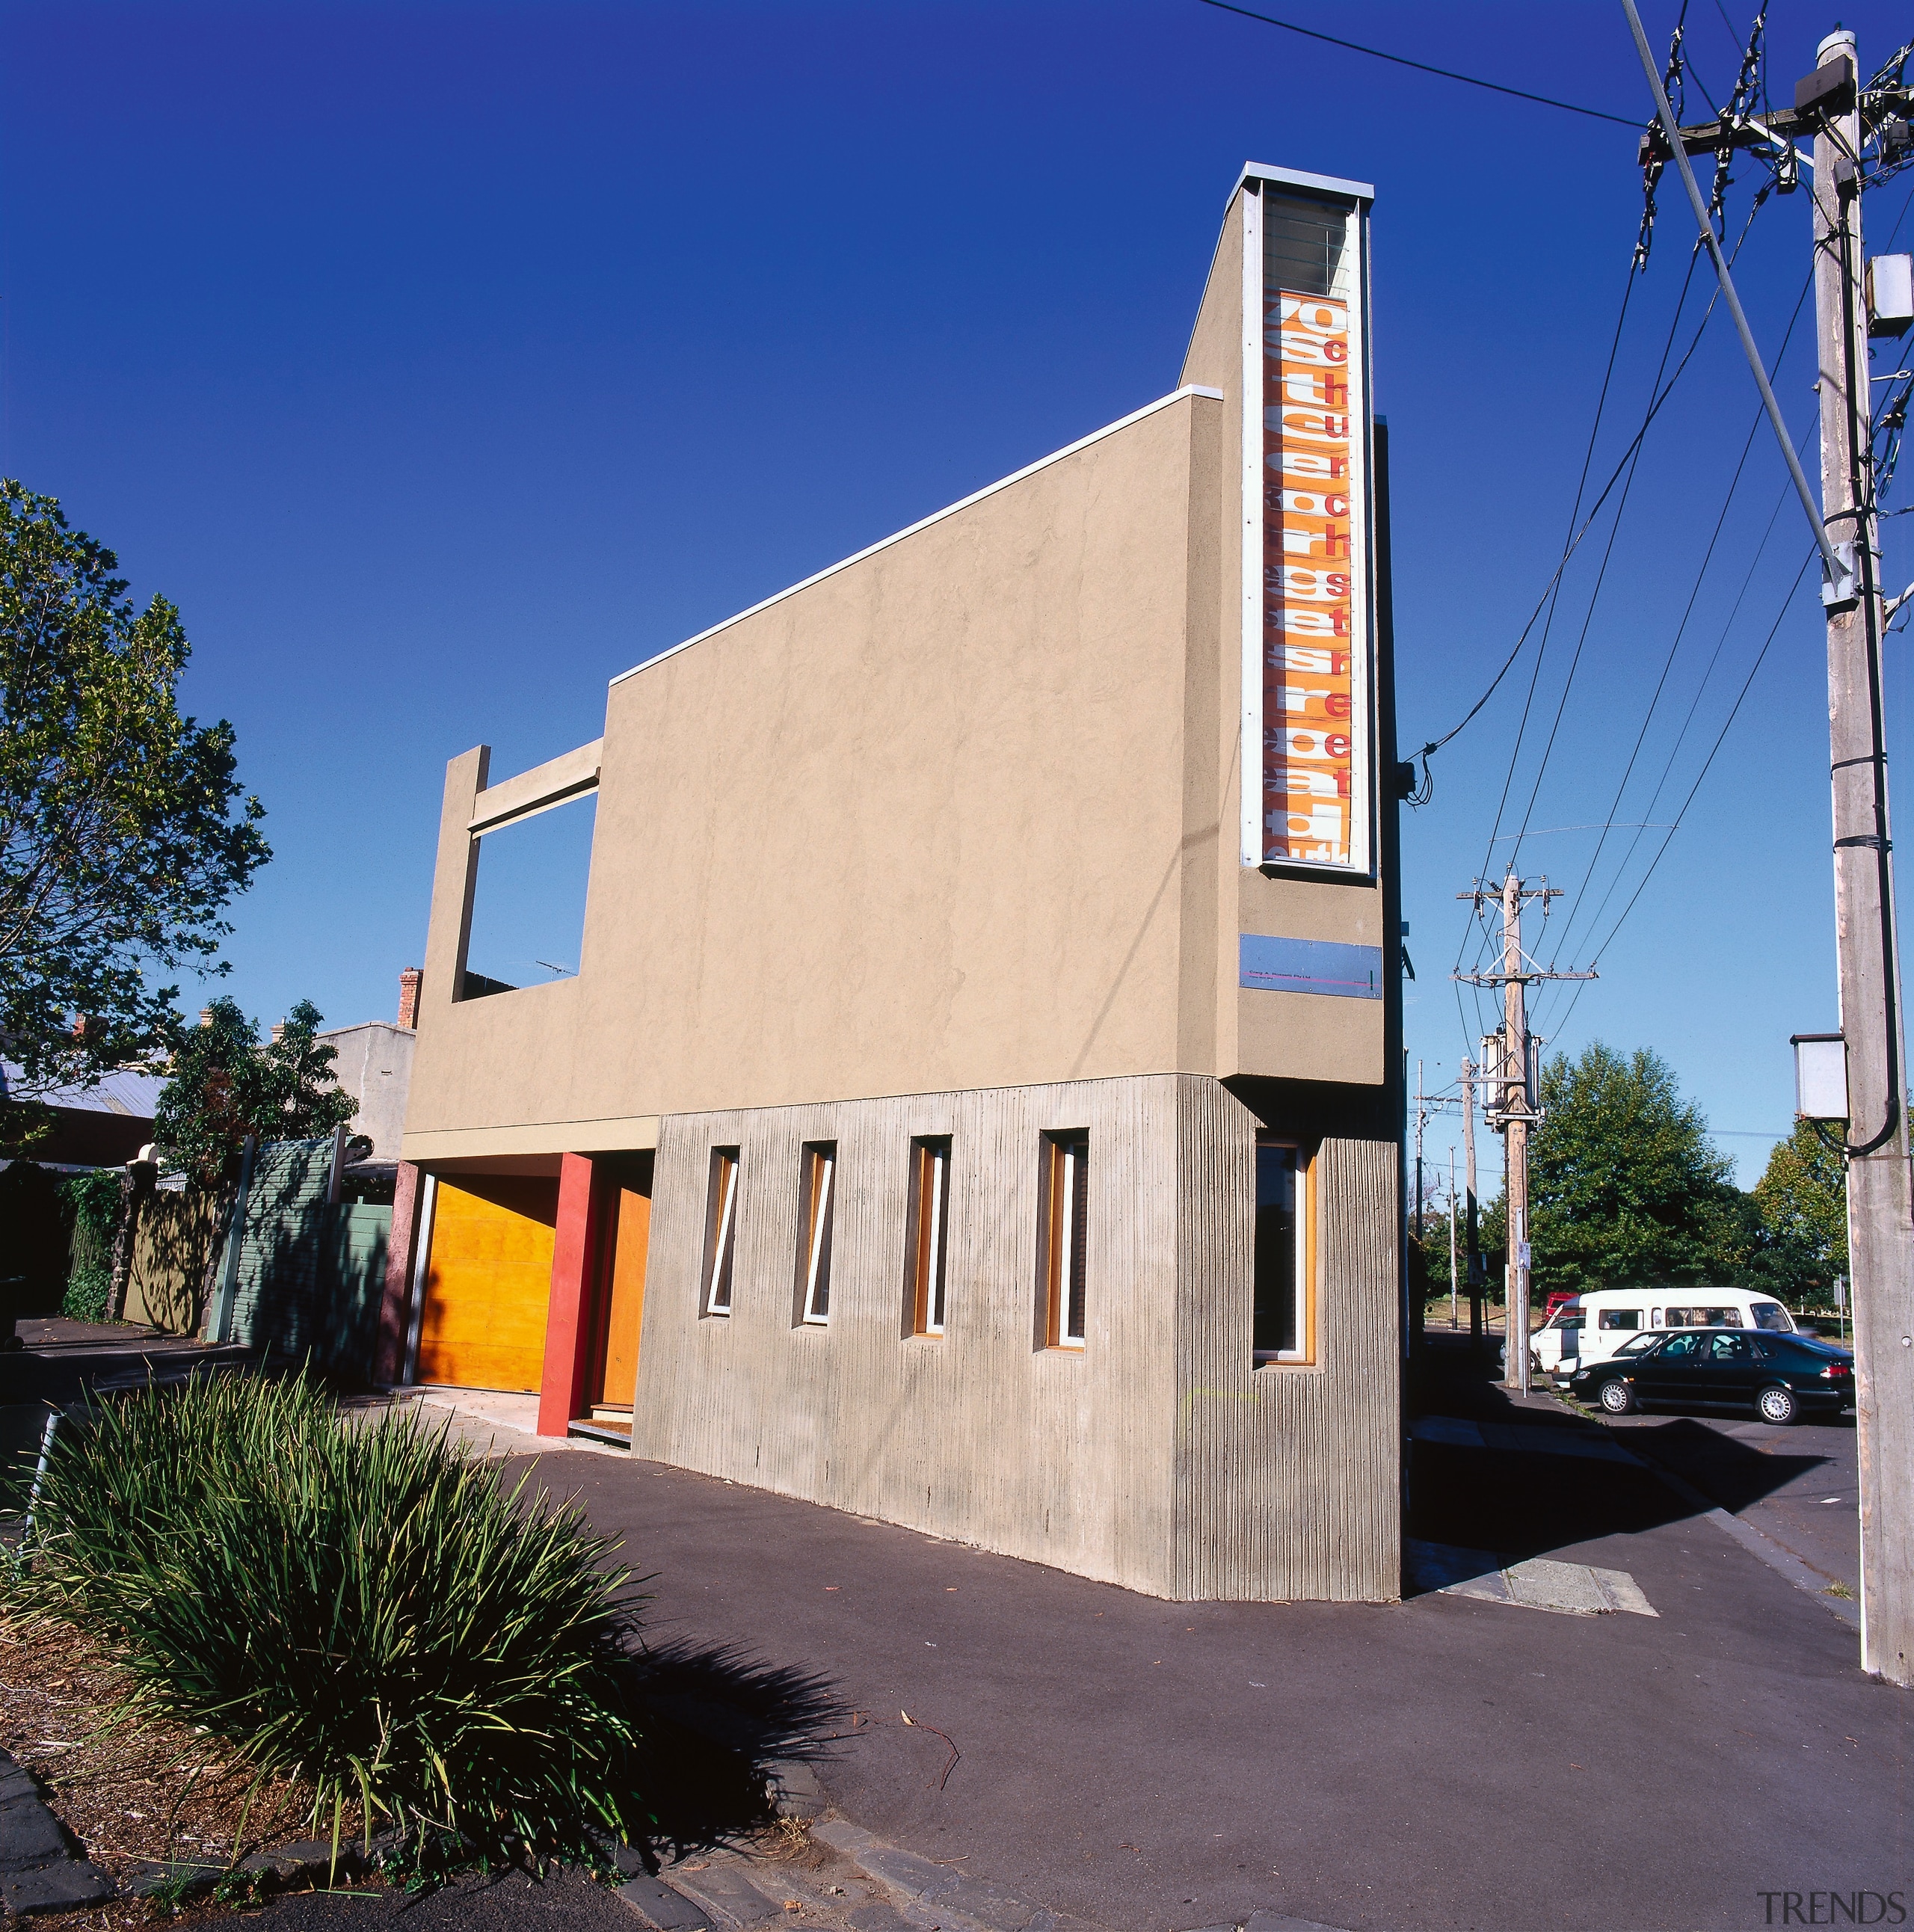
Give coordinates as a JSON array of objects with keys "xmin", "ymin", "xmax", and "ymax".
[
  {"xmin": 609, "ymin": 384, "xmax": 1226, "ymax": 688},
  {"xmin": 1234, "ymin": 161, "xmax": 1374, "ymax": 206}
]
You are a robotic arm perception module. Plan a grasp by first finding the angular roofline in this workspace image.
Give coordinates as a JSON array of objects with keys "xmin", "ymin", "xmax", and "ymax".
[
  {"xmin": 1234, "ymin": 160, "xmax": 1374, "ymax": 206},
  {"xmin": 609, "ymin": 384, "xmax": 1224, "ymax": 688}
]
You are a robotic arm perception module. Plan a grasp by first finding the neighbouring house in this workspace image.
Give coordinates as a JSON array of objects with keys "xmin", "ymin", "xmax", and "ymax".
[
  {"xmin": 0, "ymin": 1062, "xmax": 165, "ymax": 1169},
  {"xmin": 316, "ymin": 969, "xmax": 421, "ymax": 1162},
  {"xmin": 375, "ymin": 161, "xmax": 1407, "ymax": 1604}
]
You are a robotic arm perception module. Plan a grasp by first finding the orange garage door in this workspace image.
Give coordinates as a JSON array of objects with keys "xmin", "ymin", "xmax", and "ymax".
[{"xmin": 417, "ymin": 1175, "xmax": 559, "ymax": 1391}]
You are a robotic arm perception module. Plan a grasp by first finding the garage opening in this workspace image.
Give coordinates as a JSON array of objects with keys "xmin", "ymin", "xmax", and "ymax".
[{"xmin": 416, "ymin": 1175, "xmax": 560, "ymax": 1391}]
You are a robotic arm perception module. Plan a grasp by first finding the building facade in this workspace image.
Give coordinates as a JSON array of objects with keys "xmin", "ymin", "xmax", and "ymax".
[
  {"xmin": 317, "ymin": 969, "xmax": 422, "ymax": 1161},
  {"xmin": 379, "ymin": 162, "xmax": 1407, "ymax": 1602}
]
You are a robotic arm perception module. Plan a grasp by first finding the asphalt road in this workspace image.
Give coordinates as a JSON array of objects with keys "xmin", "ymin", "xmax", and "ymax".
[
  {"xmin": 478, "ymin": 1352, "xmax": 1909, "ymax": 1932},
  {"xmin": 1596, "ymin": 1401, "xmax": 1859, "ymax": 1598}
]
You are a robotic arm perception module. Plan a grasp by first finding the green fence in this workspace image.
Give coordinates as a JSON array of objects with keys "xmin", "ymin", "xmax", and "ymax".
[{"xmin": 226, "ymin": 1139, "xmax": 392, "ymax": 1382}]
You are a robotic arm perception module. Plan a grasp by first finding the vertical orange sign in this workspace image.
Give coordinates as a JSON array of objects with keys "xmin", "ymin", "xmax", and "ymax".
[{"xmin": 1263, "ymin": 291, "xmax": 1358, "ymax": 867}]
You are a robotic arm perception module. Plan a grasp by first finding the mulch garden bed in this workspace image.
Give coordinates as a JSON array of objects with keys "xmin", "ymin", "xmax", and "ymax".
[{"xmin": 0, "ymin": 1616, "xmax": 374, "ymax": 1928}]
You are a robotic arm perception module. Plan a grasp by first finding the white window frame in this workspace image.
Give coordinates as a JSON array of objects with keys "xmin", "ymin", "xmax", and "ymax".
[
  {"xmin": 704, "ymin": 1148, "xmax": 739, "ymax": 1315},
  {"xmin": 923, "ymin": 1141, "xmax": 949, "ymax": 1335},
  {"xmin": 1044, "ymin": 1134, "xmax": 1089, "ymax": 1351},
  {"xmin": 801, "ymin": 1143, "xmax": 835, "ymax": 1326}
]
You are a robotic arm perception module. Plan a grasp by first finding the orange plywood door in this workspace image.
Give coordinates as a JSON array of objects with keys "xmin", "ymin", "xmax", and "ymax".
[
  {"xmin": 595, "ymin": 1178, "xmax": 650, "ymax": 1409},
  {"xmin": 416, "ymin": 1175, "xmax": 560, "ymax": 1391}
]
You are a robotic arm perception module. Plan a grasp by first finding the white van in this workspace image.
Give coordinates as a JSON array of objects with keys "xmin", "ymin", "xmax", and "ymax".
[{"xmin": 1532, "ymin": 1287, "xmax": 1797, "ymax": 1379}]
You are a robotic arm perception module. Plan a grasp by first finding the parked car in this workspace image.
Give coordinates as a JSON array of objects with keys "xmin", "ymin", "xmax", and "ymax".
[
  {"xmin": 1569, "ymin": 1327, "xmax": 1854, "ymax": 1425},
  {"xmin": 1532, "ymin": 1286, "xmax": 1800, "ymax": 1379}
]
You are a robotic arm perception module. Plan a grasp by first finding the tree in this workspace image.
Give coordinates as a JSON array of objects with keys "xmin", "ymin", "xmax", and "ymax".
[
  {"xmin": 1525, "ymin": 1042, "xmax": 1751, "ymax": 1297},
  {"xmin": 1752, "ymin": 1120, "xmax": 1849, "ymax": 1306},
  {"xmin": 153, "ymin": 998, "xmax": 358, "ymax": 1185},
  {"xmin": 0, "ymin": 482, "xmax": 269, "ymax": 1136}
]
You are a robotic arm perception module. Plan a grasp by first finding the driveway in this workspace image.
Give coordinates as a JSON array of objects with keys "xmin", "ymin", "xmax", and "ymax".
[{"xmin": 499, "ymin": 1343, "xmax": 1910, "ymax": 1932}]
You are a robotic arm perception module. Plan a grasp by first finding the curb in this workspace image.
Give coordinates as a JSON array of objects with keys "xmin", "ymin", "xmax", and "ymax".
[
  {"xmin": 0, "ymin": 1750, "xmax": 114, "ymax": 1918},
  {"xmin": 811, "ymin": 1819, "xmax": 1105, "ymax": 1932},
  {"xmin": 123, "ymin": 1832, "xmax": 396, "ymax": 1902},
  {"xmin": 1558, "ymin": 1397, "xmax": 1864, "ymax": 1630}
]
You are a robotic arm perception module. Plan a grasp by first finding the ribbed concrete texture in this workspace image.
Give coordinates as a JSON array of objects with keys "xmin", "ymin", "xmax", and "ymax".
[
  {"xmin": 627, "ymin": 1073, "xmax": 1399, "ymax": 1602},
  {"xmin": 1174, "ymin": 1079, "xmax": 1401, "ymax": 1602}
]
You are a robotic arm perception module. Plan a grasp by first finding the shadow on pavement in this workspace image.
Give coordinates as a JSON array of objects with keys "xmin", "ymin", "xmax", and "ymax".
[
  {"xmin": 623, "ymin": 1634, "xmax": 844, "ymax": 1865},
  {"xmin": 1406, "ymin": 1330, "xmax": 1827, "ymax": 1578}
]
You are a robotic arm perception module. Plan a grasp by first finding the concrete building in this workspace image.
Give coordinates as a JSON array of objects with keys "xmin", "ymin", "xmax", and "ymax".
[
  {"xmin": 317, "ymin": 969, "xmax": 421, "ymax": 1161},
  {"xmin": 378, "ymin": 162, "xmax": 1407, "ymax": 1603}
]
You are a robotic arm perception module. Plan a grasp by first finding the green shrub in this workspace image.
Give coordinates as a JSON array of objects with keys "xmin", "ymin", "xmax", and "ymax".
[
  {"xmin": 58, "ymin": 1170, "xmax": 122, "ymax": 1321},
  {"xmin": 9, "ymin": 1369, "xmax": 653, "ymax": 1871}
]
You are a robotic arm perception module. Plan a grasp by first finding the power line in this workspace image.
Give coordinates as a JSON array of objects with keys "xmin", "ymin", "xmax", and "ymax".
[
  {"xmin": 1548, "ymin": 265, "xmax": 1815, "ymax": 965},
  {"xmin": 1543, "ymin": 447, "xmax": 1804, "ymax": 1010},
  {"xmin": 1192, "ymin": 0, "xmax": 1641, "ymax": 126},
  {"xmin": 1444, "ymin": 259, "xmax": 1650, "ymax": 1029},
  {"xmin": 1492, "ymin": 259, "xmax": 1670, "ymax": 879},
  {"xmin": 1543, "ymin": 546, "xmax": 1816, "ymax": 1043},
  {"xmin": 1504, "ymin": 251, "xmax": 1705, "ymax": 873},
  {"xmin": 1420, "ymin": 233, "xmax": 1744, "ymax": 773}
]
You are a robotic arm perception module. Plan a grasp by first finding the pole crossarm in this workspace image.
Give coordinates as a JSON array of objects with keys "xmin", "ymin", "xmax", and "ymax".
[
  {"xmin": 1454, "ymin": 969, "xmax": 1598, "ymax": 987},
  {"xmin": 1622, "ymin": 0, "xmax": 1855, "ymax": 601}
]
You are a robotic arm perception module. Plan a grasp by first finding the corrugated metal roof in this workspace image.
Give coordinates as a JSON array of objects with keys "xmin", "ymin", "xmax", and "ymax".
[{"xmin": 0, "ymin": 1062, "xmax": 165, "ymax": 1120}]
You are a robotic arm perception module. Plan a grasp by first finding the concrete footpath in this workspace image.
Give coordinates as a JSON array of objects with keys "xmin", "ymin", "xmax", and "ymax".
[{"xmin": 504, "ymin": 1338, "xmax": 1908, "ymax": 1932}]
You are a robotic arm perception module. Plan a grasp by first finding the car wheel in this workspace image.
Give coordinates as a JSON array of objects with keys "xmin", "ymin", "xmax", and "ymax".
[
  {"xmin": 1598, "ymin": 1378, "xmax": 1636, "ymax": 1415},
  {"xmin": 1756, "ymin": 1383, "xmax": 1800, "ymax": 1427}
]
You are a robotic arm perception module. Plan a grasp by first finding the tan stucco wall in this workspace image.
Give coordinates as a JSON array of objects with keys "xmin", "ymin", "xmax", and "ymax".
[
  {"xmin": 407, "ymin": 349, "xmax": 1385, "ymax": 1159},
  {"xmin": 1181, "ymin": 182, "xmax": 1388, "ymax": 1087},
  {"xmin": 410, "ymin": 387, "xmax": 1273, "ymax": 1152}
]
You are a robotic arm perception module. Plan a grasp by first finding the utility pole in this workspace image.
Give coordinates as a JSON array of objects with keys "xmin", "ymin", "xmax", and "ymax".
[
  {"xmin": 1808, "ymin": 25, "xmax": 1914, "ymax": 1689},
  {"xmin": 1461, "ymin": 1056, "xmax": 1483, "ymax": 1350},
  {"xmin": 1458, "ymin": 873, "xmax": 1592, "ymax": 1394},
  {"xmin": 1447, "ymin": 1146, "xmax": 1459, "ymax": 1329},
  {"xmin": 1623, "ymin": 1, "xmax": 1914, "ymax": 1687},
  {"xmin": 1413, "ymin": 1060, "xmax": 1427, "ymax": 1243}
]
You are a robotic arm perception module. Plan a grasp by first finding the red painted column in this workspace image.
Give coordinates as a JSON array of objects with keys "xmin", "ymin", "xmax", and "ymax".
[
  {"xmin": 538, "ymin": 1153, "xmax": 604, "ymax": 1438},
  {"xmin": 373, "ymin": 1162, "xmax": 425, "ymax": 1388}
]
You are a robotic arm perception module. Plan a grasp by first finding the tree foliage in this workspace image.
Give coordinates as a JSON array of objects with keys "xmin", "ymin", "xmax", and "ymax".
[
  {"xmin": 1752, "ymin": 1120, "xmax": 1849, "ymax": 1304},
  {"xmin": 1525, "ymin": 1042, "xmax": 1752, "ymax": 1297},
  {"xmin": 0, "ymin": 481, "xmax": 268, "ymax": 1113},
  {"xmin": 153, "ymin": 998, "xmax": 357, "ymax": 1184}
]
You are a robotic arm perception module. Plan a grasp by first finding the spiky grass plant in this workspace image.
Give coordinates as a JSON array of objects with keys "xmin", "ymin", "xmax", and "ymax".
[{"xmin": 8, "ymin": 1369, "xmax": 653, "ymax": 1871}]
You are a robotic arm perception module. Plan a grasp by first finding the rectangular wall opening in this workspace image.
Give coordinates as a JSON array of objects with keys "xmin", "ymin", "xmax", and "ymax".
[
  {"xmin": 588, "ymin": 1152, "xmax": 653, "ymax": 1415},
  {"xmin": 461, "ymin": 792, "xmax": 597, "ymax": 1000},
  {"xmin": 1254, "ymin": 1136, "xmax": 1313, "ymax": 1365},
  {"xmin": 702, "ymin": 1147, "xmax": 740, "ymax": 1314},
  {"xmin": 1038, "ymin": 1133, "xmax": 1088, "ymax": 1350},
  {"xmin": 905, "ymin": 1136, "xmax": 952, "ymax": 1337},
  {"xmin": 796, "ymin": 1142, "xmax": 837, "ymax": 1326}
]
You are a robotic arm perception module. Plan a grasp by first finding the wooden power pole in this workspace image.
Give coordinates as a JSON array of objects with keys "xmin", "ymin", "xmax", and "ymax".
[
  {"xmin": 1458, "ymin": 873, "xmax": 1591, "ymax": 1393},
  {"xmin": 1622, "ymin": 0, "xmax": 1914, "ymax": 1688},
  {"xmin": 1460, "ymin": 1056, "xmax": 1483, "ymax": 1349},
  {"xmin": 1808, "ymin": 25, "xmax": 1914, "ymax": 1688}
]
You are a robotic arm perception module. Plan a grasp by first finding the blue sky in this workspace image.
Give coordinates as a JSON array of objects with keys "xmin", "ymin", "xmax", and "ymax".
[{"xmin": 7, "ymin": 0, "xmax": 1907, "ymax": 1189}]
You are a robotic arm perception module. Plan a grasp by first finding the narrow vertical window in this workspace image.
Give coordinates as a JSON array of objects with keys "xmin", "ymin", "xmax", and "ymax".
[
  {"xmin": 798, "ymin": 1142, "xmax": 836, "ymax": 1324},
  {"xmin": 1253, "ymin": 1137, "xmax": 1311, "ymax": 1364},
  {"xmin": 907, "ymin": 1136, "xmax": 952, "ymax": 1336},
  {"xmin": 1041, "ymin": 1133, "xmax": 1089, "ymax": 1350},
  {"xmin": 702, "ymin": 1146, "xmax": 740, "ymax": 1314}
]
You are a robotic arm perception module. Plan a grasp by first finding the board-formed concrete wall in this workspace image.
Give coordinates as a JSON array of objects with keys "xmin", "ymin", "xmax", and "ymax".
[
  {"xmin": 1171, "ymin": 1078, "xmax": 1400, "ymax": 1602},
  {"xmin": 627, "ymin": 1071, "xmax": 1399, "ymax": 1602}
]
